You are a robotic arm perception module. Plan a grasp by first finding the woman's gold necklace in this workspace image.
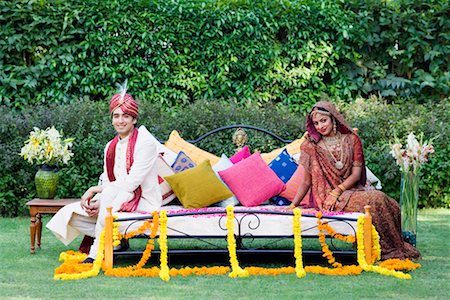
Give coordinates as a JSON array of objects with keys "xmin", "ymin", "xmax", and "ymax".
[{"xmin": 322, "ymin": 133, "xmax": 344, "ymax": 170}]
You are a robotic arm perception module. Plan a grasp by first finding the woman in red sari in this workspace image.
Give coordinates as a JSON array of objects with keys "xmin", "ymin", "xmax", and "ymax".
[{"xmin": 290, "ymin": 101, "xmax": 420, "ymax": 260}]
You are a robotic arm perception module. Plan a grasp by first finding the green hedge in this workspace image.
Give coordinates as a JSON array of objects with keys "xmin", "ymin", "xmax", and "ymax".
[
  {"xmin": 1, "ymin": 0, "xmax": 448, "ymax": 110},
  {"xmin": 1, "ymin": 98, "xmax": 448, "ymax": 217}
]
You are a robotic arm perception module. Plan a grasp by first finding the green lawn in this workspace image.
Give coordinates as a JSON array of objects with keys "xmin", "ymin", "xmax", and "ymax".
[{"xmin": 0, "ymin": 209, "xmax": 449, "ymax": 299}]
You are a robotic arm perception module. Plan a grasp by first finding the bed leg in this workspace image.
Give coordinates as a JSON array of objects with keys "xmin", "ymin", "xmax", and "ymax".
[
  {"xmin": 363, "ymin": 205, "xmax": 373, "ymax": 264},
  {"xmin": 104, "ymin": 207, "xmax": 113, "ymax": 270}
]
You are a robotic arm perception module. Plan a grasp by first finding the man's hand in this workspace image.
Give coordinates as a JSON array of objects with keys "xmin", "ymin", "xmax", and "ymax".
[
  {"xmin": 80, "ymin": 187, "xmax": 100, "ymax": 217},
  {"xmin": 84, "ymin": 200, "xmax": 100, "ymax": 217}
]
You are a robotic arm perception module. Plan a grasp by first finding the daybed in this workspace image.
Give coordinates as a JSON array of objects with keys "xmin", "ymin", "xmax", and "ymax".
[{"xmin": 100, "ymin": 125, "xmax": 377, "ymax": 267}]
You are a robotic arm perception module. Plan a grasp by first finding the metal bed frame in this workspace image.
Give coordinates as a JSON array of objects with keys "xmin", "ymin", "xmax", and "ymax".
[{"xmin": 100, "ymin": 125, "xmax": 374, "ymax": 267}]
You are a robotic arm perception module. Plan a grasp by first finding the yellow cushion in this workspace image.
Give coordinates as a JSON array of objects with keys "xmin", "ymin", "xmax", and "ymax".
[
  {"xmin": 164, "ymin": 160, "xmax": 234, "ymax": 208},
  {"xmin": 164, "ymin": 130, "xmax": 220, "ymax": 165},
  {"xmin": 260, "ymin": 135, "xmax": 306, "ymax": 164}
]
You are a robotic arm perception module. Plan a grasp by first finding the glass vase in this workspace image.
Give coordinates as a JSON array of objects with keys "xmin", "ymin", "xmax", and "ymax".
[
  {"xmin": 400, "ymin": 171, "xmax": 419, "ymax": 246},
  {"xmin": 35, "ymin": 164, "xmax": 59, "ymax": 199}
]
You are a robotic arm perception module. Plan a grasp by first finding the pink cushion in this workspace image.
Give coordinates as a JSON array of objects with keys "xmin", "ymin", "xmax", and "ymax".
[
  {"xmin": 218, "ymin": 153, "xmax": 285, "ymax": 207},
  {"xmin": 229, "ymin": 145, "xmax": 251, "ymax": 164}
]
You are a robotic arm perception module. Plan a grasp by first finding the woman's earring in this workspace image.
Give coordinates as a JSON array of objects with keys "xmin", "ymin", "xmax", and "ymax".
[{"xmin": 333, "ymin": 119, "xmax": 337, "ymax": 134}]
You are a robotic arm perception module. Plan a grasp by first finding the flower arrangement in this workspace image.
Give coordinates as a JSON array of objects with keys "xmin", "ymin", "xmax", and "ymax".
[
  {"xmin": 293, "ymin": 208, "xmax": 306, "ymax": 278},
  {"xmin": 390, "ymin": 132, "xmax": 434, "ymax": 175},
  {"xmin": 54, "ymin": 209, "xmax": 420, "ymax": 281},
  {"xmin": 390, "ymin": 132, "xmax": 434, "ymax": 246},
  {"xmin": 20, "ymin": 126, "xmax": 74, "ymax": 166}
]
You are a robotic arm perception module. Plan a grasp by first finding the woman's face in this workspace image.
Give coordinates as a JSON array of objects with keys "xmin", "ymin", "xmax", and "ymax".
[{"xmin": 312, "ymin": 112, "xmax": 333, "ymax": 137}]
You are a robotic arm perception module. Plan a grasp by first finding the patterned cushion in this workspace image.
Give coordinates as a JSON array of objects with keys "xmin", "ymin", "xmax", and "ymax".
[
  {"xmin": 268, "ymin": 149, "xmax": 298, "ymax": 183},
  {"xmin": 164, "ymin": 160, "xmax": 234, "ymax": 208},
  {"xmin": 165, "ymin": 130, "xmax": 220, "ymax": 165},
  {"xmin": 156, "ymin": 154, "xmax": 177, "ymax": 205},
  {"xmin": 171, "ymin": 151, "xmax": 196, "ymax": 173},
  {"xmin": 229, "ymin": 145, "xmax": 251, "ymax": 164},
  {"xmin": 260, "ymin": 135, "xmax": 306, "ymax": 164},
  {"xmin": 212, "ymin": 154, "xmax": 240, "ymax": 207},
  {"xmin": 218, "ymin": 153, "xmax": 285, "ymax": 207}
]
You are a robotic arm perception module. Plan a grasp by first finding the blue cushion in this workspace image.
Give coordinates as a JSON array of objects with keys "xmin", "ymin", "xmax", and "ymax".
[
  {"xmin": 268, "ymin": 149, "xmax": 298, "ymax": 183},
  {"xmin": 268, "ymin": 149, "xmax": 298, "ymax": 206},
  {"xmin": 171, "ymin": 151, "xmax": 197, "ymax": 173},
  {"xmin": 272, "ymin": 196, "xmax": 291, "ymax": 206}
]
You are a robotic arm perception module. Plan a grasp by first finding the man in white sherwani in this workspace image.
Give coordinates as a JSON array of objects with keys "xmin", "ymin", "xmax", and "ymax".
[{"xmin": 47, "ymin": 88, "xmax": 162, "ymax": 263}]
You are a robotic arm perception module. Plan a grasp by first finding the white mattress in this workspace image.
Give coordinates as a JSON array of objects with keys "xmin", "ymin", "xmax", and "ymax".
[{"xmin": 114, "ymin": 205, "xmax": 362, "ymax": 238}]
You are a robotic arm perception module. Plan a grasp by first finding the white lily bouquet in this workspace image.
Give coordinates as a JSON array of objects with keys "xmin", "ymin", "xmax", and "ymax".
[
  {"xmin": 390, "ymin": 132, "xmax": 434, "ymax": 246},
  {"xmin": 20, "ymin": 126, "xmax": 74, "ymax": 166}
]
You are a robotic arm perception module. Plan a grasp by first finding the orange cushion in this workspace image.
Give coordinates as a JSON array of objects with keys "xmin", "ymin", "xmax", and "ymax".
[{"xmin": 164, "ymin": 130, "xmax": 220, "ymax": 165}]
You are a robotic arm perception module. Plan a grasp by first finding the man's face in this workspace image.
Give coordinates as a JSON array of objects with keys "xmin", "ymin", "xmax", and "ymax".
[{"xmin": 112, "ymin": 107, "xmax": 136, "ymax": 138}]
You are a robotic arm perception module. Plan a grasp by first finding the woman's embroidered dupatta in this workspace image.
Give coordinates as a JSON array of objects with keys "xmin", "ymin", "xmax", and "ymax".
[
  {"xmin": 105, "ymin": 128, "xmax": 142, "ymax": 212},
  {"xmin": 301, "ymin": 101, "xmax": 367, "ymax": 209}
]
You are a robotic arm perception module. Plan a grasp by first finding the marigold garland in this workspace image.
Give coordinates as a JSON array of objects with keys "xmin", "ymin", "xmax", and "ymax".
[
  {"xmin": 170, "ymin": 266, "xmax": 230, "ymax": 276},
  {"xmin": 105, "ymin": 266, "xmax": 232, "ymax": 277},
  {"xmin": 54, "ymin": 230, "xmax": 105, "ymax": 280},
  {"xmin": 158, "ymin": 210, "xmax": 170, "ymax": 281},
  {"xmin": 53, "ymin": 208, "xmax": 421, "ymax": 280},
  {"xmin": 58, "ymin": 250, "xmax": 88, "ymax": 263},
  {"xmin": 317, "ymin": 221, "xmax": 343, "ymax": 268},
  {"xmin": 226, "ymin": 206, "xmax": 249, "ymax": 278},
  {"xmin": 305, "ymin": 265, "xmax": 363, "ymax": 276},
  {"xmin": 356, "ymin": 216, "xmax": 411, "ymax": 279},
  {"xmin": 246, "ymin": 267, "xmax": 296, "ymax": 275},
  {"xmin": 306, "ymin": 212, "xmax": 366, "ymax": 276},
  {"xmin": 118, "ymin": 218, "xmax": 154, "ymax": 240},
  {"xmin": 293, "ymin": 208, "xmax": 306, "ymax": 278},
  {"xmin": 378, "ymin": 259, "xmax": 421, "ymax": 271},
  {"xmin": 371, "ymin": 223, "xmax": 381, "ymax": 262},
  {"xmin": 105, "ymin": 211, "xmax": 159, "ymax": 277},
  {"xmin": 112, "ymin": 216, "xmax": 120, "ymax": 247}
]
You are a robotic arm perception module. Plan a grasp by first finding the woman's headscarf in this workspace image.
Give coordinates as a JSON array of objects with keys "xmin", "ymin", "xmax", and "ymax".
[{"xmin": 306, "ymin": 101, "xmax": 352, "ymax": 143}]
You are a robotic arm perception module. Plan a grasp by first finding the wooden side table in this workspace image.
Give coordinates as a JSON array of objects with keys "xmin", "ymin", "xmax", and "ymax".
[{"xmin": 26, "ymin": 198, "xmax": 80, "ymax": 254}]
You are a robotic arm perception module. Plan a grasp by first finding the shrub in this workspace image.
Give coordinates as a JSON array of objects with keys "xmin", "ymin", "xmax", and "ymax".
[{"xmin": 1, "ymin": 97, "xmax": 448, "ymax": 216}]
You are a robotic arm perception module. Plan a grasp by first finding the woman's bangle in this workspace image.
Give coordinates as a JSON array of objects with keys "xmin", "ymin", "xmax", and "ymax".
[
  {"xmin": 329, "ymin": 190, "xmax": 340, "ymax": 198},
  {"xmin": 338, "ymin": 184, "xmax": 346, "ymax": 192}
]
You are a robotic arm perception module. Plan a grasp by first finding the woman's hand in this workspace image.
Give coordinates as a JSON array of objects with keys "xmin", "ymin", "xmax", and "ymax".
[
  {"xmin": 286, "ymin": 203, "xmax": 296, "ymax": 211},
  {"xmin": 323, "ymin": 189, "xmax": 341, "ymax": 211}
]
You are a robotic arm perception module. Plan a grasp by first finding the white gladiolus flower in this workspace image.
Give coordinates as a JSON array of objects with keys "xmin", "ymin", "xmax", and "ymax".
[{"xmin": 391, "ymin": 132, "xmax": 434, "ymax": 174}]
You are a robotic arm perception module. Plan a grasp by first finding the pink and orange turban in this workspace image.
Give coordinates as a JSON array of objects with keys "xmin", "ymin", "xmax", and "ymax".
[{"xmin": 109, "ymin": 93, "xmax": 139, "ymax": 118}]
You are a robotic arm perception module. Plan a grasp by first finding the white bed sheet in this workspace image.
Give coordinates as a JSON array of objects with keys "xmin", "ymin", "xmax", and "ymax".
[{"xmin": 114, "ymin": 205, "xmax": 362, "ymax": 237}]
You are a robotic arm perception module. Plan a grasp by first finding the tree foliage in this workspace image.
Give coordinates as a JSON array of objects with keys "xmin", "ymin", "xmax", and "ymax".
[{"xmin": 1, "ymin": 0, "xmax": 448, "ymax": 111}]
